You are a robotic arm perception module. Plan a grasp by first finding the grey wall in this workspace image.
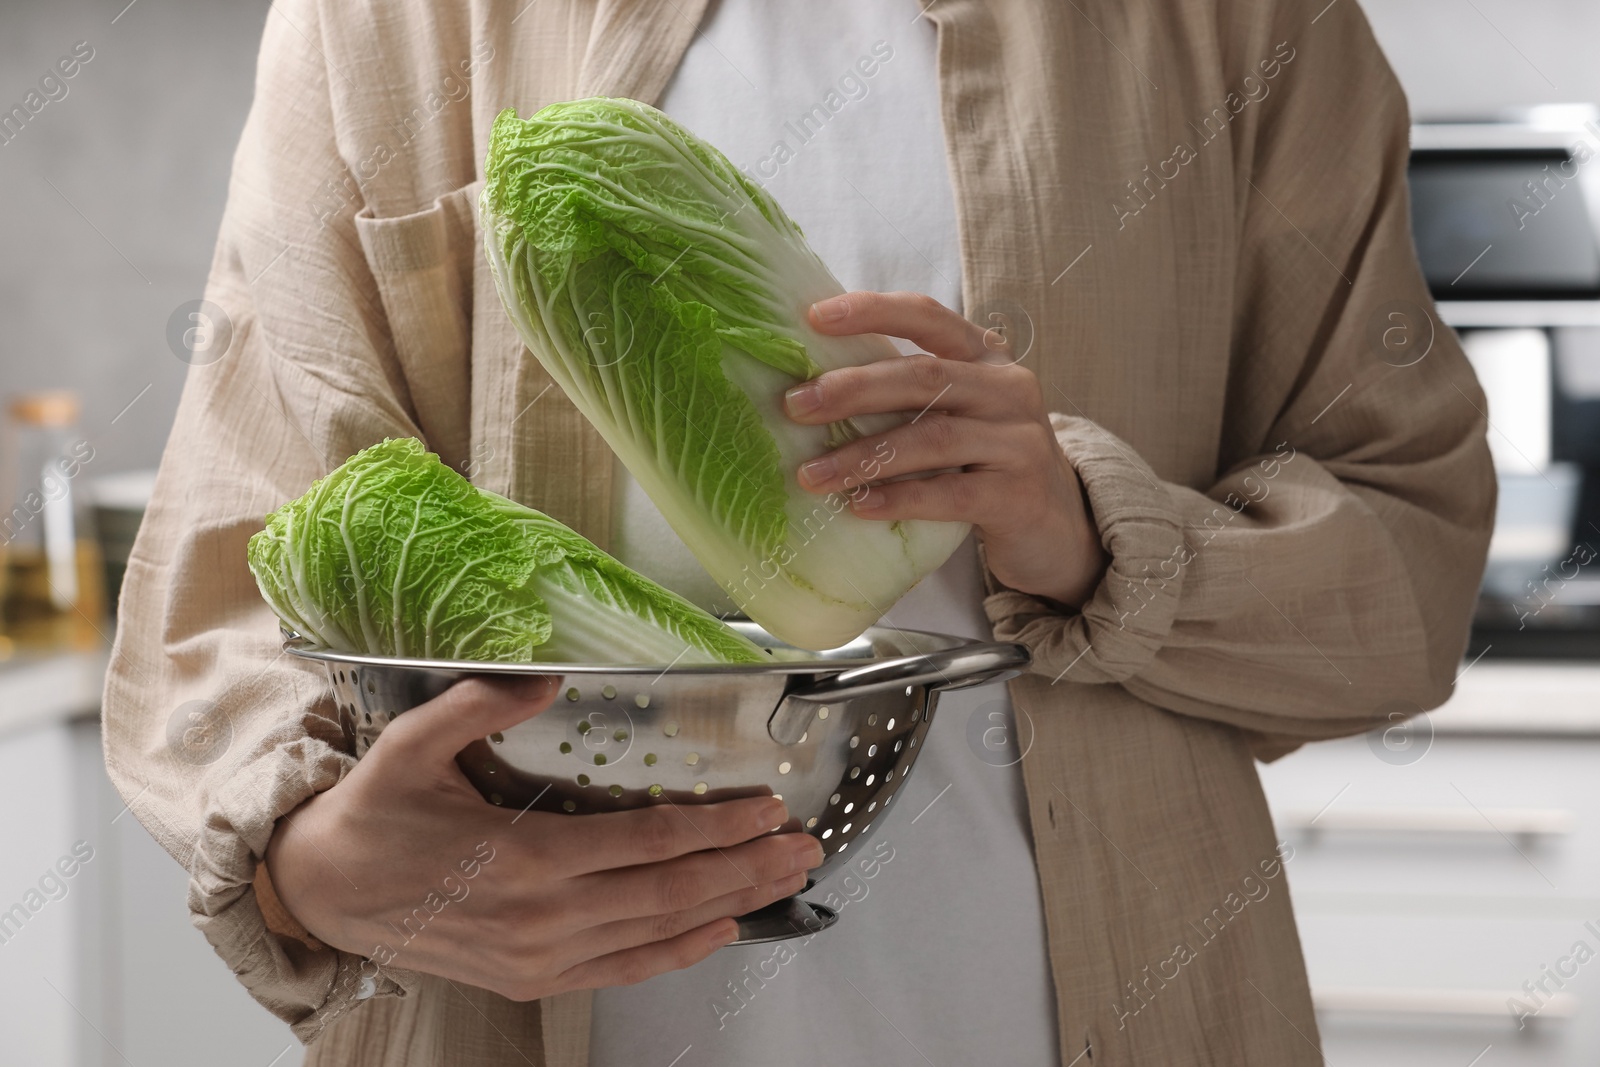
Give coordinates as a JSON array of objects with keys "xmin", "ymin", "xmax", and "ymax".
[
  {"xmin": 1362, "ymin": 0, "xmax": 1600, "ymax": 119},
  {"xmin": 0, "ymin": 0, "xmax": 270, "ymax": 476}
]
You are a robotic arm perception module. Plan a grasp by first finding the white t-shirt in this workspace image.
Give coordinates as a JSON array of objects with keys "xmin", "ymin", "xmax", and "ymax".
[{"xmin": 593, "ymin": 3, "xmax": 1061, "ymax": 1064}]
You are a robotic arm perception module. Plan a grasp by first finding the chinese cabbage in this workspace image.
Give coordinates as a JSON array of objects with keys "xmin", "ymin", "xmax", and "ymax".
[
  {"xmin": 479, "ymin": 98, "xmax": 968, "ymax": 650},
  {"xmin": 247, "ymin": 438, "xmax": 765, "ymax": 665}
]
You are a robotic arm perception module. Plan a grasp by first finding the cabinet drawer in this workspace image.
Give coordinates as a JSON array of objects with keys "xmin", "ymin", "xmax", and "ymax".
[
  {"xmin": 1260, "ymin": 734, "xmax": 1600, "ymax": 899},
  {"xmin": 1299, "ymin": 913, "xmax": 1598, "ymax": 1067},
  {"xmin": 1258, "ymin": 714, "xmax": 1600, "ymax": 1067}
]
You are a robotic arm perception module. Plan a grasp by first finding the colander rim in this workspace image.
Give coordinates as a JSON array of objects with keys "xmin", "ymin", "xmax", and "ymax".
[{"xmin": 280, "ymin": 621, "xmax": 989, "ymax": 678}]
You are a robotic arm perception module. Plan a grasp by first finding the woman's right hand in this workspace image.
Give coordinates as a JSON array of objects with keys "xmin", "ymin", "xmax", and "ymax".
[{"xmin": 264, "ymin": 674, "xmax": 824, "ymax": 1001}]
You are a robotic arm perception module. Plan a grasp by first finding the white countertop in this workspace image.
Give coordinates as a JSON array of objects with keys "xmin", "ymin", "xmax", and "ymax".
[{"xmin": 1428, "ymin": 659, "xmax": 1600, "ymax": 735}]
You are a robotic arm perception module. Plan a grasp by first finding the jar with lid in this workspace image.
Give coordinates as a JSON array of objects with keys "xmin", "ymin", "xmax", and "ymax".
[{"xmin": 0, "ymin": 392, "xmax": 104, "ymax": 652}]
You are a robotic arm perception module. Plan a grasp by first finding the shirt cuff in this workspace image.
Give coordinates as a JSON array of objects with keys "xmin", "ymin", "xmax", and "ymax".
[
  {"xmin": 184, "ymin": 729, "xmax": 417, "ymax": 1044},
  {"xmin": 984, "ymin": 413, "xmax": 1186, "ymax": 684}
]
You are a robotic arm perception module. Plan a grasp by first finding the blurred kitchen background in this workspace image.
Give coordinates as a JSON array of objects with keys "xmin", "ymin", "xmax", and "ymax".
[{"xmin": 4, "ymin": 0, "xmax": 1600, "ymax": 1064}]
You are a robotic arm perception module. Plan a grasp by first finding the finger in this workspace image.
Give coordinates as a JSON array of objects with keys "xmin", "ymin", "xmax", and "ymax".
[
  {"xmin": 569, "ymin": 871, "xmax": 809, "ymax": 965},
  {"xmin": 571, "ymin": 832, "xmax": 823, "ymax": 924},
  {"xmin": 376, "ymin": 675, "xmax": 560, "ymax": 768},
  {"xmin": 808, "ymin": 290, "xmax": 992, "ymax": 361},
  {"xmin": 557, "ymin": 917, "xmax": 742, "ymax": 991},
  {"xmin": 547, "ymin": 796, "xmax": 789, "ymax": 877},
  {"xmin": 784, "ymin": 354, "xmax": 1030, "ymax": 425},
  {"xmin": 849, "ymin": 470, "xmax": 1008, "ymax": 524},
  {"xmin": 796, "ymin": 415, "xmax": 1025, "ymax": 494}
]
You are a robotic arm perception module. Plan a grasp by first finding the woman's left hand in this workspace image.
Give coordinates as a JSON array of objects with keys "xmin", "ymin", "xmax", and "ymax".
[{"xmin": 786, "ymin": 291, "xmax": 1109, "ymax": 610}]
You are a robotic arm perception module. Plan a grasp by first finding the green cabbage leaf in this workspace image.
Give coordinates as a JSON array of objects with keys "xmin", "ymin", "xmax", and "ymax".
[
  {"xmin": 480, "ymin": 98, "xmax": 968, "ymax": 650},
  {"xmin": 246, "ymin": 438, "xmax": 766, "ymax": 665}
]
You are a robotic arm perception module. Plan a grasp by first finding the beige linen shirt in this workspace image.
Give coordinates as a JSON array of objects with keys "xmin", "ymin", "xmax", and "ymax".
[{"xmin": 102, "ymin": 1, "xmax": 1495, "ymax": 1064}]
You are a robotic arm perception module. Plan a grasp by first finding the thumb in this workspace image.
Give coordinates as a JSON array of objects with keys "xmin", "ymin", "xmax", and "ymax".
[{"xmin": 376, "ymin": 674, "xmax": 561, "ymax": 768}]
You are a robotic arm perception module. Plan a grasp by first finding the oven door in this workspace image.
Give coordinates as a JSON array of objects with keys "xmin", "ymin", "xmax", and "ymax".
[{"xmin": 1409, "ymin": 112, "xmax": 1600, "ymax": 655}]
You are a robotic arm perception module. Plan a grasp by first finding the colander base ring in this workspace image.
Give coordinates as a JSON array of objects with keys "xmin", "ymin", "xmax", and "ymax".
[{"xmin": 731, "ymin": 897, "xmax": 838, "ymax": 945}]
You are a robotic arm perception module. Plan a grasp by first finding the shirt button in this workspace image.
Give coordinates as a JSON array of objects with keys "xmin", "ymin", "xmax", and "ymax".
[{"xmin": 356, "ymin": 975, "xmax": 378, "ymax": 1000}]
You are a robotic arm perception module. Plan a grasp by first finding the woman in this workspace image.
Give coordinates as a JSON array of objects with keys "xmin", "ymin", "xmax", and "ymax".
[{"xmin": 104, "ymin": 0, "xmax": 1494, "ymax": 1064}]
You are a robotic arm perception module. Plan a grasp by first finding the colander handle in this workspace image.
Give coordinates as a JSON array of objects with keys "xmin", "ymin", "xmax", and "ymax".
[{"xmin": 767, "ymin": 642, "xmax": 1030, "ymax": 745}]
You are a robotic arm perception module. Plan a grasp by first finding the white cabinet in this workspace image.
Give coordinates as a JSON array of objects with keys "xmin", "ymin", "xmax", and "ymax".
[
  {"xmin": 0, "ymin": 718, "xmax": 85, "ymax": 1065},
  {"xmin": 1258, "ymin": 663, "xmax": 1600, "ymax": 1066},
  {"xmin": 0, "ymin": 655, "xmax": 302, "ymax": 1067}
]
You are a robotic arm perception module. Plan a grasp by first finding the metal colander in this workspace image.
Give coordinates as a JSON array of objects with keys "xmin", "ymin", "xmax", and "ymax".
[{"xmin": 286, "ymin": 624, "xmax": 1027, "ymax": 943}]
